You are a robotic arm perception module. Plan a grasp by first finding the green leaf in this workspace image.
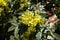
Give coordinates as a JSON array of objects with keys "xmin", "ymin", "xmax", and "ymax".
[
  {"xmin": 53, "ymin": 33, "xmax": 60, "ymax": 40},
  {"xmin": 36, "ymin": 32, "xmax": 42, "ymax": 40},
  {"xmin": 14, "ymin": 27, "xmax": 19, "ymax": 40},
  {"xmin": 47, "ymin": 27, "xmax": 60, "ymax": 40},
  {"xmin": 8, "ymin": 26, "xmax": 15, "ymax": 32},
  {"xmin": 10, "ymin": 35, "xmax": 15, "ymax": 40}
]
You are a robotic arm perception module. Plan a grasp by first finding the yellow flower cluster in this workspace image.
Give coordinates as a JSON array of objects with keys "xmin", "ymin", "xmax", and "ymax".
[
  {"xmin": 20, "ymin": 10, "xmax": 45, "ymax": 27},
  {"xmin": 20, "ymin": 10, "xmax": 45, "ymax": 40},
  {"xmin": 0, "ymin": 0, "xmax": 8, "ymax": 6}
]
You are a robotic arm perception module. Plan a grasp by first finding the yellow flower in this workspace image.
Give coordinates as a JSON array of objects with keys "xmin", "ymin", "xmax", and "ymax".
[
  {"xmin": 20, "ymin": 10, "xmax": 45, "ymax": 39},
  {"xmin": 20, "ymin": 10, "xmax": 45, "ymax": 27},
  {"xmin": 0, "ymin": 0, "xmax": 8, "ymax": 6}
]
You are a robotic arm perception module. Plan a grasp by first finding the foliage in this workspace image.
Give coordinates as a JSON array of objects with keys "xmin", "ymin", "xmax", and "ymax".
[
  {"xmin": 18, "ymin": 10, "xmax": 45, "ymax": 40},
  {"xmin": 0, "ymin": 0, "xmax": 60, "ymax": 40}
]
